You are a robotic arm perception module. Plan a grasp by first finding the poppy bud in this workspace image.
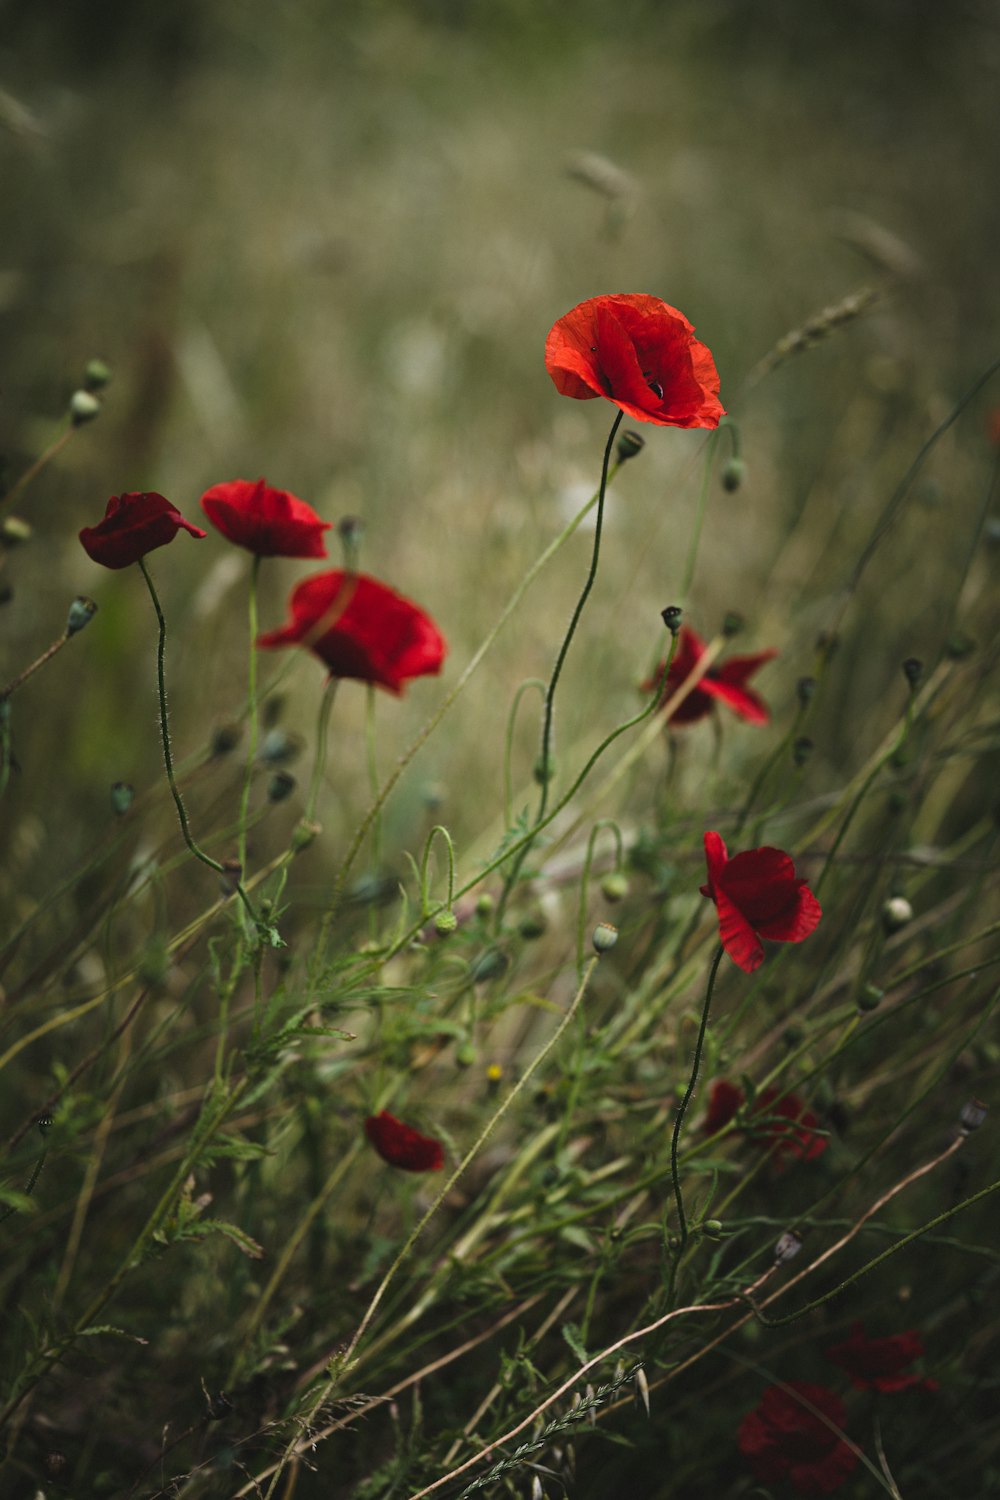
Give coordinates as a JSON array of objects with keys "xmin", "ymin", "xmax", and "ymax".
[
  {"xmin": 793, "ymin": 735, "xmax": 814, "ymax": 768},
  {"xmin": 455, "ymin": 1040, "xmax": 476, "ymax": 1067},
  {"xmin": 797, "ymin": 675, "xmax": 816, "ymax": 707},
  {"xmin": 211, "ymin": 722, "xmax": 242, "ymax": 757},
  {"xmin": 882, "ymin": 895, "xmax": 913, "ymax": 933},
  {"xmin": 721, "ymin": 457, "xmax": 746, "ymax": 492},
  {"xmin": 337, "ymin": 514, "xmax": 364, "ymax": 568},
  {"xmin": 259, "ymin": 728, "xmax": 300, "ymax": 764},
  {"xmin": 65, "ymin": 595, "xmax": 98, "ymax": 635},
  {"xmin": 475, "ymin": 892, "xmax": 495, "ymax": 918},
  {"xmin": 722, "ymin": 611, "xmax": 744, "ymax": 638},
  {"xmin": 699, "ymin": 1218, "xmax": 724, "ymax": 1239},
  {"xmin": 291, "ymin": 817, "xmax": 321, "ymax": 852},
  {"xmin": 519, "ymin": 909, "xmax": 547, "ymax": 939},
  {"xmin": 616, "ymin": 429, "xmax": 645, "ymax": 462},
  {"xmin": 69, "ymin": 390, "xmax": 101, "ymax": 426},
  {"xmin": 110, "ymin": 781, "xmax": 134, "ymax": 816},
  {"xmin": 471, "ymin": 948, "xmax": 508, "ymax": 982},
  {"xmin": 267, "ymin": 770, "xmax": 296, "ymax": 803},
  {"xmin": 660, "ymin": 604, "xmax": 682, "ymax": 635},
  {"xmin": 857, "ymin": 982, "xmax": 883, "ymax": 1012},
  {"xmin": 902, "ymin": 657, "xmax": 923, "ymax": 689},
  {"xmin": 434, "ymin": 909, "xmax": 458, "ymax": 936},
  {"xmin": 601, "ymin": 872, "xmax": 629, "ymax": 902},
  {"xmin": 592, "ymin": 922, "xmax": 619, "ymax": 953},
  {"xmin": 958, "ymin": 1098, "xmax": 988, "ymax": 1135},
  {"xmin": 219, "ymin": 858, "xmax": 243, "ymax": 895},
  {"xmin": 1, "ymin": 516, "xmax": 32, "ymax": 547},
  {"xmin": 945, "ymin": 632, "xmax": 974, "ymax": 660},
  {"xmin": 84, "ymin": 359, "xmax": 111, "ymax": 392},
  {"xmin": 774, "ymin": 1229, "xmax": 803, "ymax": 1264},
  {"xmin": 533, "ymin": 752, "xmax": 557, "ymax": 785}
]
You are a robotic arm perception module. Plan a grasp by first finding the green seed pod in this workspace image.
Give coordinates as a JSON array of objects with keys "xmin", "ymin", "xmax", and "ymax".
[
  {"xmin": 882, "ymin": 895, "xmax": 913, "ymax": 933},
  {"xmin": 533, "ymin": 752, "xmax": 557, "ymax": 786},
  {"xmin": 210, "ymin": 722, "xmax": 242, "ymax": 757},
  {"xmin": 475, "ymin": 892, "xmax": 495, "ymax": 918},
  {"xmin": 110, "ymin": 781, "xmax": 134, "ymax": 816},
  {"xmin": 616, "ymin": 429, "xmax": 645, "ymax": 462},
  {"xmin": 455, "ymin": 1040, "xmax": 477, "ymax": 1068},
  {"xmin": 518, "ymin": 909, "xmax": 547, "ymax": 940},
  {"xmin": 721, "ymin": 457, "xmax": 746, "ymax": 492},
  {"xmin": 84, "ymin": 359, "xmax": 112, "ymax": 391},
  {"xmin": 66, "ymin": 595, "xmax": 98, "ymax": 635},
  {"xmin": 1, "ymin": 516, "xmax": 32, "ymax": 547},
  {"xmin": 434, "ymin": 909, "xmax": 458, "ymax": 936},
  {"xmin": 592, "ymin": 922, "xmax": 619, "ymax": 954},
  {"xmin": 601, "ymin": 871, "xmax": 629, "ymax": 903},
  {"xmin": 857, "ymin": 983, "xmax": 883, "ymax": 1012},
  {"xmin": 722, "ymin": 611, "xmax": 744, "ymax": 638},
  {"xmin": 660, "ymin": 605, "xmax": 682, "ymax": 635},
  {"xmin": 902, "ymin": 657, "xmax": 923, "ymax": 689},
  {"xmin": 69, "ymin": 390, "xmax": 101, "ymax": 426},
  {"xmin": 267, "ymin": 770, "xmax": 296, "ymax": 803},
  {"xmin": 291, "ymin": 818, "xmax": 321, "ymax": 853},
  {"xmin": 471, "ymin": 947, "xmax": 509, "ymax": 983}
]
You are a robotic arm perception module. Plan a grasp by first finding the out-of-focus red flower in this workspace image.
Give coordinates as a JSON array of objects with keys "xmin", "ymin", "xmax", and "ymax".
[
  {"xmin": 79, "ymin": 492, "xmax": 206, "ymax": 570},
  {"xmin": 257, "ymin": 570, "xmax": 446, "ymax": 694},
  {"xmin": 642, "ymin": 626, "xmax": 776, "ymax": 726},
  {"xmin": 826, "ymin": 1322, "xmax": 938, "ymax": 1393},
  {"xmin": 702, "ymin": 1080, "xmax": 828, "ymax": 1162},
  {"xmin": 544, "ymin": 293, "xmax": 724, "ymax": 428},
  {"xmin": 701, "ymin": 831, "xmax": 822, "ymax": 973},
  {"xmin": 364, "ymin": 1110, "xmax": 444, "ymax": 1172},
  {"xmin": 739, "ymin": 1383, "xmax": 857, "ymax": 1497},
  {"xmin": 200, "ymin": 477, "xmax": 331, "ymax": 558}
]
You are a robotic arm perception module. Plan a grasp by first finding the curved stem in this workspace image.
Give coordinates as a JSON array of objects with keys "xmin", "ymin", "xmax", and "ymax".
[
  {"xmin": 237, "ymin": 555, "xmax": 262, "ymax": 878},
  {"xmin": 502, "ymin": 678, "xmax": 546, "ymax": 827},
  {"xmin": 670, "ymin": 945, "xmax": 724, "ymax": 1254},
  {"xmin": 677, "ymin": 428, "xmax": 718, "ymax": 603},
  {"xmin": 419, "ymin": 824, "xmax": 457, "ymax": 917}
]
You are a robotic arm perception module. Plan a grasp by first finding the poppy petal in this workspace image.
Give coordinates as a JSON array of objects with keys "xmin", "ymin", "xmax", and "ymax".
[{"xmin": 364, "ymin": 1111, "xmax": 444, "ymax": 1172}]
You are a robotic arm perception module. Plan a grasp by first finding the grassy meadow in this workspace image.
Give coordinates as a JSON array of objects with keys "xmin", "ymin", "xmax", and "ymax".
[{"xmin": 1, "ymin": 3, "xmax": 999, "ymax": 1496}]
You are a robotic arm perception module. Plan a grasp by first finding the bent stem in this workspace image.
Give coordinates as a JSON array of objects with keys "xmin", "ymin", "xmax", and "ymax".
[
  {"xmin": 670, "ymin": 945, "xmax": 725, "ymax": 1259},
  {"xmin": 138, "ymin": 559, "xmax": 260, "ymax": 933}
]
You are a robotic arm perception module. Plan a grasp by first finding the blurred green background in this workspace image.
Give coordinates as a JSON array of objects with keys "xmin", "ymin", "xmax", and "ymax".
[{"xmin": 3, "ymin": 0, "xmax": 999, "ymax": 898}]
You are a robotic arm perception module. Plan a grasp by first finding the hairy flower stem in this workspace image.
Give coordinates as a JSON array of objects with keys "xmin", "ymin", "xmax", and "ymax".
[
  {"xmin": 669, "ymin": 945, "xmax": 724, "ymax": 1261},
  {"xmin": 496, "ymin": 410, "xmax": 622, "ymax": 923},
  {"xmin": 138, "ymin": 560, "xmax": 260, "ymax": 932},
  {"xmin": 237, "ymin": 555, "xmax": 261, "ymax": 881}
]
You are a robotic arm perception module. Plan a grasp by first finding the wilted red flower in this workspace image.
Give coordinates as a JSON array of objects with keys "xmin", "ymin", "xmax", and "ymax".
[
  {"xmin": 364, "ymin": 1110, "xmax": 444, "ymax": 1172},
  {"xmin": 642, "ymin": 626, "xmax": 776, "ymax": 726},
  {"xmin": 703, "ymin": 1080, "xmax": 828, "ymax": 1162},
  {"xmin": 79, "ymin": 492, "xmax": 206, "ymax": 570},
  {"xmin": 701, "ymin": 831, "xmax": 822, "ymax": 973},
  {"xmin": 738, "ymin": 1383, "xmax": 857, "ymax": 1497},
  {"xmin": 826, "ymin": 1322, "xmax": 938, "ymax": 1394},
  {"xmin": 257, "ymin": 570, "xmax": 446, "ymax": 694},
  {"xmin": 200, "ymin": 477, "xmax": 331, "ymax": 558},
  {"xmin": 544, "ymin": 293, "xmax": 724, "ymax": 428}
]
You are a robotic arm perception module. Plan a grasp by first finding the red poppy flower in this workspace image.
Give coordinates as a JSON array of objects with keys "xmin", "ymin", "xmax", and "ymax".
[
  {"xmin": 826, "ymin": 1322, "xmax": 938, "ymax": 1394},
  {"xmin": 256, "ymin": 570, "xmax": 446, "ymax": 694},
  {"xmin": 79, "ymin": 492, "xmax": 207, "ymax": 570},
  {"xmin": 544, "ymin": 293, "xmax": 724, "ymax": 428},
  {"xmin": 642, "ymin": 626, "xmax": 776, "ymax": 726},
  {"xmin": 200, "ymin": 477, "xmax": 331, "ymax": 558},
  {"xmin": 739, "ymin": 1383, "xmax": 857, "ymax": 1497},
  {"xmin": 701, "ymin": 831, "xmax": 822, "ymax": 973},
  {"xmin": 364, "ymin": 1111, "xmax": 444, "ymax": 1172},
  {"xmin": 703, "ymin": 1080, "xmax": 828, "ymax": 1162}
]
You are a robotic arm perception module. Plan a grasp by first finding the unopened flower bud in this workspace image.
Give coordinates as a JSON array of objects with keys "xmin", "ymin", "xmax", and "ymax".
[
  {"xmin": 267, "ymin": 770, "xmax": 296, "ymax": 803},
  {"xmin": 857, "ymin": 983, "xmax": 883, "ymax": 1012},
  {"xmin": 69, "ymin": 390, "xmax": 101, "ymax": 426},
  {"xmin": 721, "ymin": 457, "xmax": 746, "ymax": 492},
  {"xmin": 518, "ymin": 909, "xmax": 547, "ymax": 940},
  {"xmin": 601, "ymin": 871, "xmax": 629, "ymax": 903},
  {"xmin": 699, "ymin": 1218, "xmax": 724, "ymax": 1239},
  {"xmin": 793, "ymin": 735, "xmax": 814, "ymax": 767},
  {"xmin": 722, "ymin": 611, "xmax": 744, "ymax": 638},
  {"xmin": 471, "ymin": 948, "xmax": 508, "ymax": 983},
  {"xmin": 259, "ymin": 728, "xmax": 300, "ymax": 764},
  {"xmin": 84, "ymin": 359, "xmax": 111, "ymax": 392},
  {"xmin": 434, "ymin": 909, "xmax": 458, "ymax": 936},
  {"xmin": 616, "ymin": 429, "xmax": 645, "ymax": 462},
  {"xmin": 533, "ymin": 752, "xmax": 557, "ymax": 786},
  {"xmin": 110, "ymin": 781, "xmax": 134, "ymax": 816},
  {"xmin": 882, "ymin": 895, "xmax": 913, "ymax": 934},
  {"xmin": 797, "ymin": 675, "xmax": 816, "ymax": 707},
  {"xmin": 455, "ymin": 1040, "xmax": 476, "ymax": 1067},
  {"xmin": 774, "ymin": 1229, "xmax": 803, "ymax": 1264},
  {"xmin": 219, "ymin": 858, "xmax": 243, "ymax": 896},
  {"xmin": 211, "ymin": 722, "xmax": 241, "ymax": 757},
  {"xmin": 945, "ymin": 632, "xmax": 974, "ymax": 661},
  {"xmin": 902, "ymin": 657, "xmax": 923, "ymax": 689},
  {"xmin": 291, "ymin": 817, "xmax": 321, "ymax": 853},
  {"xmin": 1, "ymin": 516, "xmax": 32, "ymax": 547},
  {"xmin": 660, "ymin": 605, "xmax": 682, "ymax": 635},
  {"xmin": 475, "ymin": 892, "xmax": 495, "ymax": 918},
  {"xmin": 958, "ymin": 1098, "xmax": 988, "ymax": 1135},
  {"xmin": 65, "ymin": 595, "xmax": 97, "ymax": 635},
  {"xmin": 592, "ymin": 921, "xmax": 619, "ymax": 953}
]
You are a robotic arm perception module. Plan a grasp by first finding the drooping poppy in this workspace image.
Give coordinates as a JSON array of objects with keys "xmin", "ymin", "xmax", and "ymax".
[
  {"xmin": 257, "ymin": 569, "xmax": 446, "ymax": 694},
  {"xmin": 544, "ymin": 293, "xmax": 724, "ymax": 428},
  {"xmin": 199, "ymin": 477, "xmax": 331, "ymax": 558},
  {"xmin": 79, "ymin": 492, "xmax": 206, "ymax": 570},
  {"xmin": 643, "ymin": 626, "xmax": 776, "ymax": 725},
  {"xmin": 701, "ymin": 831, "xmax": 822, "ymax": 973},
  {"xmin": 826, "ymin": 1322, "xmax": 938, "ymax": 1394},
  {"xmin": 738, "ymin": 1383, "xmax": 857, "ymax": 1497},
  {"xmin": 703, "ymin": 1080, "xmax": 828, "ymax": 1162},
  {"xmin": 364, "ymin": 1111, "xmax": 444, "ymax": 1172}
]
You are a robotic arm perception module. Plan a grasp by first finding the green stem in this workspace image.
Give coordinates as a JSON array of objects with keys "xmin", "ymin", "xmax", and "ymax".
[
  {"xmin": 670, "ymin": 945, "xmax": 724, "ymax": 1255},
  {"xmin": 575, "ymin": 818, "xmax": 624, "ymax": 979},
  {"xmin": 306, "ymin": 677, "xmax": 338, "ymax": 823},
  {"xmin": 237, "ymin": 555, "xmax": 262, "ymax": 879},
  {"xmin": 502, "ymin": 678, "xmax": 546, "ymax": 828},
  {"xmin": 677, "ymin": 429, "xmax": 718, "ymax": 602},
  {"xmin": 419, "ymin": 825, "xmax": 457, "ymax": 917}
]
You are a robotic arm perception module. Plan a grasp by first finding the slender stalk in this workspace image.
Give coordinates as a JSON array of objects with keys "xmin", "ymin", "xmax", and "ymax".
[
  {"xmin": 0, "ymin": 427, "xmax": 75, "ymax": 514},
  {"xmin": 669, "ymin": 945, "xmax": 724, "ymax": 1254},
  {"xmin": 237, "ymin": 555, "xmax": 262, "ymax": 878},
  {"xmin": 677, "ymin": 428, "xmax": 717, "ymax": 602}
]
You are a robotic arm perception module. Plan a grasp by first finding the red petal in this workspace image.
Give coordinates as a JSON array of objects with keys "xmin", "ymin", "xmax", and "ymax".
[
  {"xmin": 755, "ymin": 883, "xmax": 822, "ymax": 943},
  {"xmin": 364, "ymin": 1111, "xmax": 444, "ymax": 1172},
  {"xmin": 200, "ymin": 477, "xmax": 330, "ymax": 558},
  {"xmin": 713, "ymin": 881, "xmax": 765, "ymax": 972}
]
